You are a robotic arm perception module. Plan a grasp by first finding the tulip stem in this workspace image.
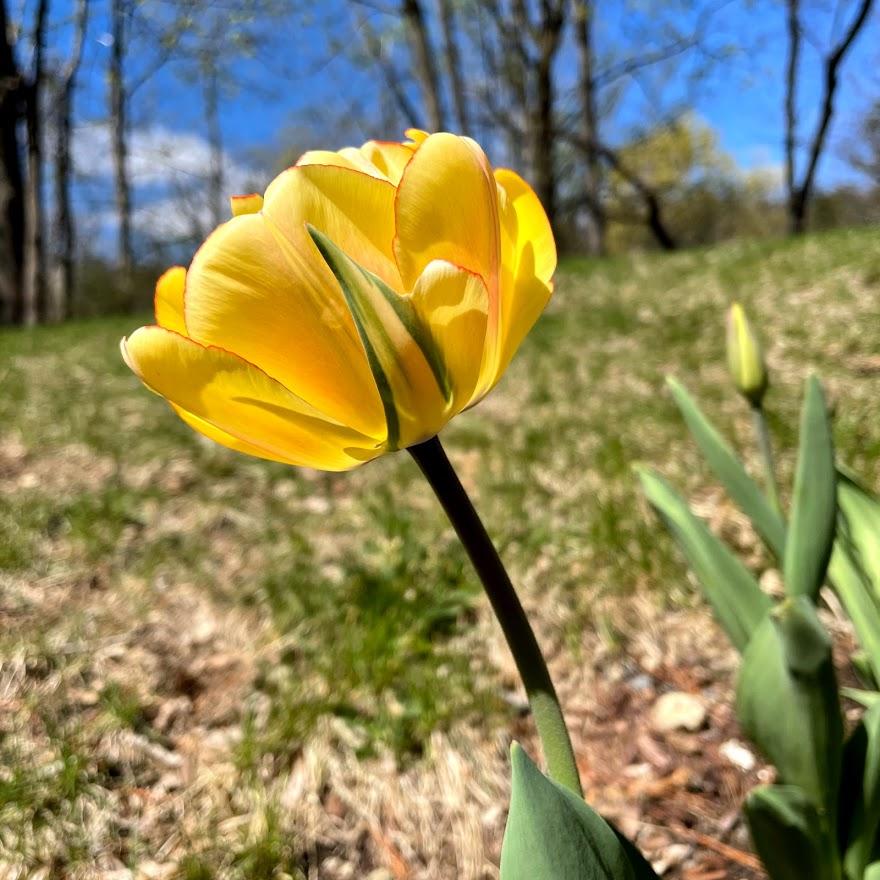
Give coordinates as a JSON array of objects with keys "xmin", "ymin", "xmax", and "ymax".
[
  {"xmin": 752, "ymin": 403, "xmax": 782, "ymax": 515},
  {"xmin": 408, "ymin": 435, "xmax": 583, "ymax": 796}
]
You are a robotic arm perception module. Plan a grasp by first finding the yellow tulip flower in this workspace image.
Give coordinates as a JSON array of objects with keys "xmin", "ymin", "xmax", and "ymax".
[{"xmin": 122, "ymin": 131, "xmax": 556, "ymax": 470}]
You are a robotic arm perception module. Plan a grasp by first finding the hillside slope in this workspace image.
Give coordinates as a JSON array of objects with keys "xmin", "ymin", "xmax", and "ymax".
[{"xmin": 1, "ymin": 227, "xmax": 878, "ymax": 878}]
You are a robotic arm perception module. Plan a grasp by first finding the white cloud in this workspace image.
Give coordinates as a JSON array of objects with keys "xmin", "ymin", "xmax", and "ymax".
[
  {"xmin": 74, "ymin": 122, "xmax": 258, "ymax": 189},
  {"xmin": 73, "ymin": 123, "xmax": 264, "ymax": 245}
]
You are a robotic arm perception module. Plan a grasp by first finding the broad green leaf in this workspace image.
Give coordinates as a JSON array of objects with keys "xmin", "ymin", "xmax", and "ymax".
[
  {"xmin": 745, "ymin": 785, "xmax": 838, "ymax": 880},
  {"xmin": 614, "ymin": 830, "xmax": 662, "ymax": 880},
  {"xmin": 866, "ymin": 863, "xmax": 880, "ymax": 880},
  {"xmin": 667, "ymin": 378, "xmax": 785, "ymax": 557},
  {"xmin": 500, "ymin": 743, "xmax": 659, "ymax": 880},
  {"xmin": 736, "ymin": 598, "xmax": 843, "ymax": 810},
  {"xmin": 840, "ymin": 704, "xmax": 880, "ymax": 880},
  {"xmin": 842, "ymin": 688, "xmax": 880, "ymax": 709},
  {"xmin": 829, "ymin": 546, "xmax": 880, "ymax": 687},
  {"xmin": 838, "ymin": 471, "xmax": 880, "ymax": 598},
  {"xmin": 784, "ymin": 377, "xmax": 837, "ymax": 600},
  {"xmin": 639, "ymin": 468, "xmax": 770, "ymax": 652},
  {"xmin": 851, "ymin": 652, "xmax": 879, "ymax": 690}
]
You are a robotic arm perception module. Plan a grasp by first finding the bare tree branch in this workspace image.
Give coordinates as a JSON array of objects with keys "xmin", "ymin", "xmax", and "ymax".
[
  {"xmin": 355, "ymin": 11, "xmax": 424, "ymax": 128},
  {"xmin": 401, "ymin": 0, "xmax": 446, "ymax": 130},
  {"xmin": 787, "ymin": 0, "xmax": 875, "ymax": 233}
]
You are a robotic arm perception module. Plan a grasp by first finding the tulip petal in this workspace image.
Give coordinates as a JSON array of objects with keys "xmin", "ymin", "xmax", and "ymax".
[
  {"xmin": 394, "ymin": 133, "xmax": 500, "ymax": 296},
  {"xmin": 230, "ymin": 193, "xmax": 263, "ymax": 217},
  {"xmin": 122, "ymin": 326, "xmax": 383, "ymax": 470},
  {"xmin": 495, "ymin": 169, "xmax": 556, "ymax": 284},
  {"xmin": 479, "ymin": 169, "xmax": 555, "ymax": 387},
  {"xmin": 309, "ymin": 226, "xmax": 448, "ymax": 450},
  {"xmin": 297, "ymin": 149, "xmax": 386, "ymax": 180},
  {"xmin": 183, "ymin": 212, "xmax": 386, "ymax": 439},
  {"xmin": 265, "ymin": 164, "xmax": 402, "ymax": 290},
  {"xmin": 154, "ymin": 266, "xmax": 187, "ymax": 335},
  {"xmin": 409, "ymin": 260, "xmax": 489, "ymax": 412},
  {"xmin": 171, "ymin": 405, "xmax": 291, "ymax": 464},
  {"xmin": 404, "ymin": 128, "xmax": 430, "ymax": 144},
  {"xmin": 359, "ymin": 141, "xmax": 415, "ymax": 185},
  {"xmin": 497, "ymin": 246, "xmax": 553, "ymax": 379}
]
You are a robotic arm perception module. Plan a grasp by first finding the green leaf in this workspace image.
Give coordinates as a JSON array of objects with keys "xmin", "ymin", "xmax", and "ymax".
[
  {"xmin": 838, "ymin": 471, "xmax": 880, "ymax": 599},
  {"xmin": 736, "ymin": 598, "xmax": 843, "ymax": 811},
  {"xmin": 784, "ymin": 376, "xmax": 837, "ymax": 600},
  {"xmin": 840, "ymin": 703, "xmax": 880, "ymax": 880},
  {"xmin": 829, "ymin": 545, "xmax": 880, "ymax": 687},
  {"xmin": 638, "ymin": 468, "xmax": 770, "ymax": 652},
  {"xmin": 866, "ymin": 863, "xmax": 880, "ymax": 880},
  {"xmin": 307, "ymin": 224, "xmax": 449, "ymax": 450},
  {"xmin": 745, "ymin": 785, "xmax": 838, "ymax": 880},
  {"xmin": 842, "ymin": 688, "xmax": 880, "ymax": 709},
  {"xmin": 667, "ymin": 378, "xmax": 785, "ymax": 557},
  {"xmin": 614, "ymin": 830, "xmax": 663, "ymax": 880},
  {"xmin": 829, "ymin": 471, "xmax": 880, "ymax": 684},
  {"xmin": 500, "ymin": 743, "xmax": 659, "ymax": 880},
  {"xmin": 851, "ymin": 652, "xmax": 879, "ymax": 690}
]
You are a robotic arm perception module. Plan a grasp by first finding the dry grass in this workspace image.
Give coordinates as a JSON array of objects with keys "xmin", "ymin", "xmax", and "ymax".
[{"xmin": 1, "ymin": 227, "xmax": 879, "ymax": 879}]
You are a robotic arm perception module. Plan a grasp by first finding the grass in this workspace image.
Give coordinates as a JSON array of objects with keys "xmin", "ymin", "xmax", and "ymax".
[{"xmin": 1, "ymin": 227, "xmax": 879, "ymax": 876}]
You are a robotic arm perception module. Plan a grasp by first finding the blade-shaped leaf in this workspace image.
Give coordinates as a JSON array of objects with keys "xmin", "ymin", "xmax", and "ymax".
[
  {"xmin": 842, "ymin": 688, "xmax": 880, "ymax": 709},
  {"xmin": 639, "ymin": 468, "xmax": 770, "ymax": 652},
  {"xmin": 784, "ymin": 376, "xmax": 836, "ymax": 600},
  {"xmin": 851, "ymin": 652, "xmax": 879, "ymax": 690},
  {"xmin": 838, "ymin": 471, "xmax": 880, "ymax": 598},
  {"xmin": 745, "ymin": 785, "xmax": 838, "ymax": 880},
  {"xmin": 667, "ymin": 378, "xmax": 785, "ymax": 558},
  {"xmin": 308, "ymin": 224, "xmax": 449, "ymax": 450},
  {"xmin": 736, "ymin": 598, "xmax": 843, "ymax": 810},
  {"xmin": 500, "ymin": 743, "xmax": 659, "ymax": 880},
  {"xmin": 829, "ymin": 545, "xmax": 880, "ymax": 687},
  {"xmin": 840, "ymin": 703, "xmax": 880, "ymax": 880},
  {"xmin": 614, "ymin": 830, "xmax": 663, "ymax": 880}
]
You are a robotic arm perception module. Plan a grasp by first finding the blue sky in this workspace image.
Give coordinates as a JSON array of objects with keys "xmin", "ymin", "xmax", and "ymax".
[{"xmin": 30, "ymin": 0, "xmax": 880, "ymax": 253}]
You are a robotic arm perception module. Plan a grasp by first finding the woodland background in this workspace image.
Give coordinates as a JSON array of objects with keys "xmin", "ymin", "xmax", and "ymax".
[
  {"xmin": 1, "ymin": 0, "xmax": 879, "ymax": 326},
  {"xmin": 3, "ymin": 2, "xmax": 880, "ymax": 878}
]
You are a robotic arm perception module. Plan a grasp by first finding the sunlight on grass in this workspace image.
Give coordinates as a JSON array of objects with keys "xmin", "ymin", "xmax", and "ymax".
[{"xmin": 2, "ymin": 228, "xmax": 879, "ymax": 873}]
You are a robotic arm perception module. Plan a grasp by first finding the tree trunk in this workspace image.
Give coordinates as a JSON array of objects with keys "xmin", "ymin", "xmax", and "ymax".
[
  {"xmin": 532, "ymin": 1, "xmax": 565, "ymax": 235},
  {"xmin": 436, "ymin": 0, "xmax": 469, "ymax": 133},
  {"xmin": 53, "ymin": 0, "xmax": 89, "ymax": 321},
  {"xmin": 109, "ymin": 0, "xmax": 133, "ymax": 290},
  {"xmin": 784, "ymin": 0, "xmax": 800, "ymax": 235},
  {"xmin": 21, "ymin": 0, "xmax": 49, "ymax": 327},
  {"xmin": 646, "ymin": 191, "xmax": 677, "ymax": 251},
  {"xmin": 401, "ymin": 0, "xmax": 446, "ymax": 131},
  {"xmin": 576, "ymin": 133, "xmax": 678, "ymax": 251},
  {"xmin": 475, "ymin": 0, "xmax": 527, "ymax": 168},
  {"xmin": 508, "ymin": 0, "xmax": 534, "ymax": 175},
  {"xmin": 785, "ymin": 0, "xmax": 873, "ymax": 235},
  {"xmin": 572, "ymin": 0, "xmax": 605, "ymax": 255},
  {"xmin": 0, "ymin": 0, "xmax": 24, "ymax": 325},
  {"xmin": 203, "ymin": 64, "xmax": 224, "ymax": 230}
]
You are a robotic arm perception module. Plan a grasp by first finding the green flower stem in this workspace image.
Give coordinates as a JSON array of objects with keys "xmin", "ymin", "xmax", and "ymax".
[
  {"xmin": 408, "ymin": 435, "xmax": 583, "ymax": 796},
  {"xmin": 752, "ymin": 403, "xmax": 782, "ymax": 515}
]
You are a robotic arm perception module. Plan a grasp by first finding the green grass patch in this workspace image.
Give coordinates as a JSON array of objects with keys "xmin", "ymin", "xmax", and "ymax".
[{"xmin": 2, "ymin": 227, "xmax": 880, "ymax": 873}]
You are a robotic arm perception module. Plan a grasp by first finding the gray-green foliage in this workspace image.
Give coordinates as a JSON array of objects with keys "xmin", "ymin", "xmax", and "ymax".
[
  {"xmin": 499, "ymin": 744, "xmax": 660, "ymax": 880},
  {"xmin": 643, "ymin": 373, "xmax": 880, "ymax": 880}
]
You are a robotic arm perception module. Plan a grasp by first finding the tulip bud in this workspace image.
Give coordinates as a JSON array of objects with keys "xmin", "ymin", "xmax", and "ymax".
[{"xmin": 726, "ymin": 302, "xmax": 768, "ymax": 406}]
